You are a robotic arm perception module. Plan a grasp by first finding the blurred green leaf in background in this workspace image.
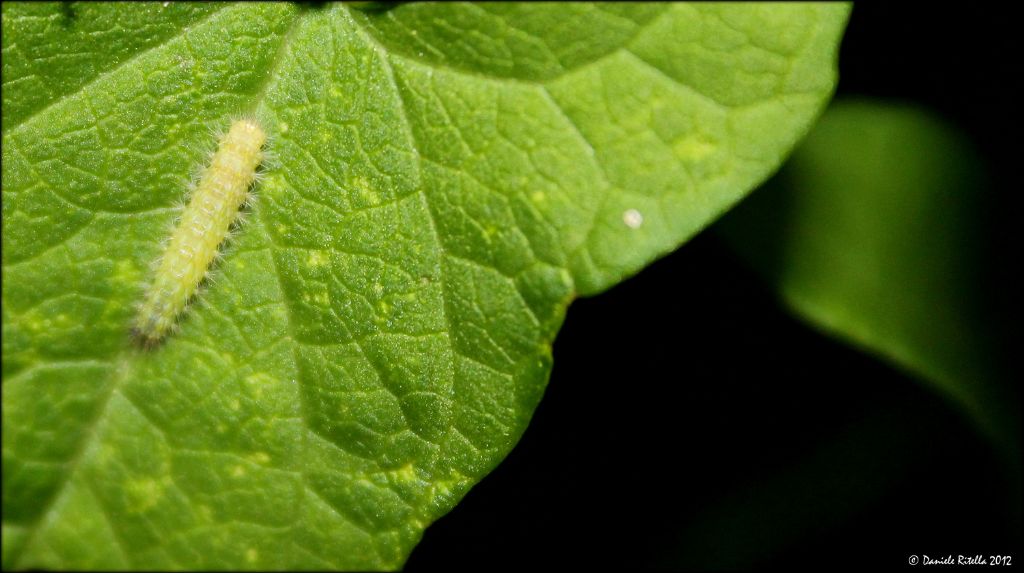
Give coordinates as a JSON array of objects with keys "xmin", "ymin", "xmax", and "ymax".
[
  {"xmin": 666, "ymin": 99, "xmax": 1023, "ymax": 569},
  {"xmin": 719, "ymin": 100, "xmax": 1020, "ymax": 461}
]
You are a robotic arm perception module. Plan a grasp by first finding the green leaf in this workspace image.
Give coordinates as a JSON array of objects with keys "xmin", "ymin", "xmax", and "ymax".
[
  {"xmin": 1, "ymin": 1, "xmax": 226, "ymax": 132},
  {"xmin": 2, "ymin": 3, "xmax": 849, "ymax": 569},
  {"xmin": 717, "ymin": 100, "xmax": 1021, "ymax": 459}
]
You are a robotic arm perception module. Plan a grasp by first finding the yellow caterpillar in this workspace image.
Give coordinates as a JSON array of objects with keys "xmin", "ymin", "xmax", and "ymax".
[{"xmin": 134, "ymin": 119, "xmax": 267, "ymax": 347}]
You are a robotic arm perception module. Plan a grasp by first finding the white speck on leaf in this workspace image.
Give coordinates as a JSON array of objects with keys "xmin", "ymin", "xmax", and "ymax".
[{"xmin": 623, "ymin": 209, "xmax": 643, "ymax": 229}]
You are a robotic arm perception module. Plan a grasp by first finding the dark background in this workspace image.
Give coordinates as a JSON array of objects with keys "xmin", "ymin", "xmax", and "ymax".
[{"xmin": 407, "ymin": 6, "xmax": 1021, "ymax": 571}]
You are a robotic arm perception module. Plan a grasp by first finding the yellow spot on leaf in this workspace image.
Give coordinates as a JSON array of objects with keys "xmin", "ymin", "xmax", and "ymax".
[
  {"xmin": 248, "ymin": 451, "xmax": 271, "ymax": 465},
  {"xmin": 673, "ymin": 135, "xmax": 717, "ymax": 161},
  {"xmin": 307, "ymin": 250, "xmax": 329, "ymax": 267},
  {"xmin": 126, "ymin": 478, "xmax": 165, "ymax": 513}
]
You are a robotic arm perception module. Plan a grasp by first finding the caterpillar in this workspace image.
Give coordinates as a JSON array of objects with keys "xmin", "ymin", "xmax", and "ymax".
[{"xmin": 133, "ymin": 118, "xmax": 267, "ymax": 347}]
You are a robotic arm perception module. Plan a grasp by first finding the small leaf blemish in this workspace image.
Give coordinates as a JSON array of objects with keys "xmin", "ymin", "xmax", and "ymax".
[{"xmin": 623, "ymin": 208, "xmax": 643, "ymax": 229}]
